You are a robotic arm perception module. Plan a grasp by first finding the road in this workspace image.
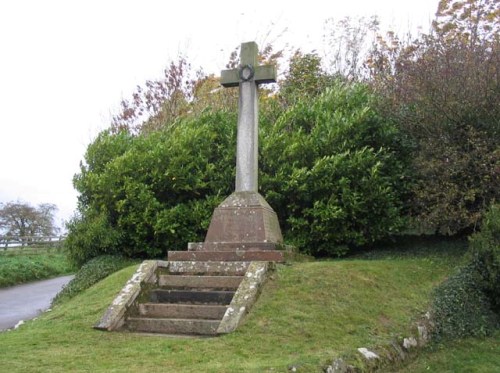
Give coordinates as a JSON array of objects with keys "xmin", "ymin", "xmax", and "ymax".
[{"xmin": 0, "ymin": 275, "xmax": 74, "ymax": 331}]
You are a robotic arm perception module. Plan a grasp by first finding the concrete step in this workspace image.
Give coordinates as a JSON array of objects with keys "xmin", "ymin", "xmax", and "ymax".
[
  {"xmin": 158, "ymin": 275, "xmax": 243, "ymax": 289},
  {"xmin": 168, "ymin": 250, "xmax": 285, "ymax": 262},
  {"xmin": 150, "ymin": 289, "xmax": 235, "ymax": 305},
  {"xmin": 126, "ymin": 317, "xmax": 220, "ymax": 335},
  {"xmin": 168, "ymin": 261, "xmax": 250, "ymax": 275},
  {"xmin": 138, "ymin": 303, "xmax": 227, "ymax": 320}
]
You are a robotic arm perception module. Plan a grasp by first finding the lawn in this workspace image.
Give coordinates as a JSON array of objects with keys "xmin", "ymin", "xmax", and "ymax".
[
  {"xmin": 0, "ymin": 239, "xmax": 467, "ymax": 372},
  {"xmin": 0, "ymin": 248, "xmax": 75, "ymax": 287}
]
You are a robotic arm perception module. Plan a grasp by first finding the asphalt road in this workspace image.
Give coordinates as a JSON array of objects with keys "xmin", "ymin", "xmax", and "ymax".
[{"xmin": 0, "ymin": 275, "xmax": 74, "ymax": 331}]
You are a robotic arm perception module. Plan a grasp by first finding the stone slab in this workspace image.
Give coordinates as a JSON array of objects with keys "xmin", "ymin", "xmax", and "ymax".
[
  {"xmin": 188, "ymin": 241, "xmax": 280, "ymax": 251},
  {"xmin": 168, "ymin": 261, "xmax": 250, "ymax": 276},
  {"xmin": 168, "ymin": 250, "xmax": 285, "ymax": 262},
  {"xmin": 158, "ymin": 275, "xmax": 243, "ymax": 289},
  {"xmin": 126, "ymin": 317, "xmax": 220, "ymax": 335},
  {"xmin": 150, "ymin": 289, "xmax": 235, "ymax": 305},
  {"xmin": 139, "ymin": 303, "xmax": 227, "ymax": 320}
]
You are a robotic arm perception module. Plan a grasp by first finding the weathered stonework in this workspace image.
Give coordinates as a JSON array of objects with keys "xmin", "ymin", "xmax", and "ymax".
[
  {"xmin": 217, "ymin": 261, "xmax": 272, "ymax": 334},
  {"xmin": 94, "ymin": 260, "xmax": 274, "ymax": 336},
  {"xmin": 94, "ymin": 260, "xmax": 165, "ymax": 331},
  {"xmin": 324, "ymin": 311, "xmax": 437, "ymax": 372},
  {"xmin": 203, "ymin": 191, "xmax": 283, "ymax": 251},
  {"xmin": 168, "ymin": 260, "xmax": 250, "ymax": 275}
]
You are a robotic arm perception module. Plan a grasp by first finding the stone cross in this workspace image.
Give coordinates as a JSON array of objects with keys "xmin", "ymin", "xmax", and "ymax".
[{"xmin": 220, "ymin": 42, "xmax": 277, "ymax": 192}]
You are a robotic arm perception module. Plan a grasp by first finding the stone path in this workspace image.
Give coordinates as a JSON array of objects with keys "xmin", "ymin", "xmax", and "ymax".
[{"xmin": 0, "ymin": 275, "xmax": 74, "ymax": 331}]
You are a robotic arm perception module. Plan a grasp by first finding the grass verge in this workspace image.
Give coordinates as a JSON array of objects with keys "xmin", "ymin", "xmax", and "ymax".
[
  {"xmin": 0, "ymin": 242, "xmax": 463, "ymax": 372},
  {"xmin": 393, "ymin": 332, "xmax": 500, "ymax": 372},
  {"xmin": 0, "ymin": 249, "xmax": 75, "ymax": 287}
]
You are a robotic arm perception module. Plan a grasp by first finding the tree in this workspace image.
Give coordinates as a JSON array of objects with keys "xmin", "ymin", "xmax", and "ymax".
[
  {"xmin": 433, "ymin": 0, "xmax": 499, "ymax": 46},
  {"xmin": 0, "ymin": 201, "xmax": 59, "ymax": 245},
  {"xmin": 368, "ymin": 0, "xmax": 500, "ymax": 234},
  {"xmin": 323, "ymin": 16, "xmax": 379, "ymax": 80},
  {"xmin": 111, "ymin": 56, "xmax": 202, "ymax": 134},
  {"xmin": 279, "ymin": 51, "xmax": 332, "ymax": 106},
  {"xmin": 111, "ymin": 44, "xmax": 284, "ymax": 135}
]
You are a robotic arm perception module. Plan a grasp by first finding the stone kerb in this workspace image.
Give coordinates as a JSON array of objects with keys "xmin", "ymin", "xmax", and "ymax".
[
  {"xmin": 217, "ymin": 261, "xmax": 272, "ymax": 334},
  {"xmin": 94, "ymin": 260, "xmax": 166, "ymax": 331},
  {"xmin": 324, "ymin": 311, "xmax": 436, "ymax": 372}
]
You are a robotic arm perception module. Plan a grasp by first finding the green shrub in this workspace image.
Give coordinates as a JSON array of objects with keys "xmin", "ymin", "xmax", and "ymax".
[
  {"xmin": 67, "ymin": 81, "xmax": 410, "ymax": 261},
  {"xmin": 432, "ymin": 262, "xmax": 498, "ymax": 339},
  {"xmin": 469, "ymin": 204, "xmax": 500, "ymax": 312},
  {"xmin": 67, "ymin": 110, "xmax": 236, "ymax": 264},
  {"xmin": 65, "ymin": 211, "xmax": 123, "ymax": 266},
  {"xmin": 262, "ymin": 82, "xmax": 410, "ymax": 255},
  {"xmin": 432, "ymin": 204, "xmax": 500, "ymax": 340},
  {"xmin": 53, "ymin": 255, "xmax": 137, "ymax": 304}
]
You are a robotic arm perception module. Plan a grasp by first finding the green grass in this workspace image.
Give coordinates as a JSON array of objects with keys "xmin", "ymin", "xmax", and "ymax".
[
  {"xmin": 0, "ymin": 243, "xmax": 463, "ymax": 373},
  {"xmin": 0, "ymin": 249, "xmax": 75, "ymax": 287},
  {"xmin": 393, "ymin": 332, "xmax": 500, "ymax": 372}
]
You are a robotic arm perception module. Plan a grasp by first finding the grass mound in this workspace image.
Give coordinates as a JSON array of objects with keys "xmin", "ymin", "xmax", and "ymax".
[{"xmin": 0, "ymin": 249, "xmax": 461, "ymax": 372}]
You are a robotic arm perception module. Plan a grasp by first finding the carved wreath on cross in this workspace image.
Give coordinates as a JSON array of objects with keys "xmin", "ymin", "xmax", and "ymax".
[{"xmin": 239, "ymin": 64, "xmax": 255, "ymax": 82}]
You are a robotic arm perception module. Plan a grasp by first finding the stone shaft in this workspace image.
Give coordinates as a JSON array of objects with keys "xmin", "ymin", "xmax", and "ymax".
[
  {"xmin": 220, "ymin": 41, "xmax": 276, "ymax": 193},
  {"xmin": 236, "ymin": 80, "xmax": 259, "ymax": 192}
]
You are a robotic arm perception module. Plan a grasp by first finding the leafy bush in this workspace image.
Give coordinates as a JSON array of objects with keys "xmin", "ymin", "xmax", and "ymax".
[
  {"xmin": 432, "ymin": 204, "xmax": 500, "ymax": 339},
  {"xmin": 66, "ymin": 110, "xmax": 236, "ymax": 265},
  {"xmin": 469, "ymin": 204, "xmax": 500, "ymax": 312},
  {"xmin": 65, "ymin": 211, "xmax": 123, "ymax": 266},
  {"xmin": 53, "ymin": 255, "xmax": 136, "ymax": 304},
  {"xmin": 369, "ymin": 0, "xmax": 500, "ymax": 234},
  {"xmin": 432, "ymin": 262, "xmax": 498, "ymax": 339},
  {"xmin": 262, "ymin": 82, "xmax": 411, "ymax": 255},
  {"xmin": 67, "ymin": 80, "xmax": 410, "ymax": 261}
]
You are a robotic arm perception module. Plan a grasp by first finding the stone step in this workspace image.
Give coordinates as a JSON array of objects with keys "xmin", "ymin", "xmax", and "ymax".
[
  {"xmin": 150, "ymin": 289, "xmax": 235, "ymax": 305},
  {"xmin": 188, "ymin": 242, "xmax": 279, "ymax": 251},
  {"xmin": 158, "ymin": 275, "xmax": 243, "ymax": 289},
  {"xmin": 168, "ymin": 261, "xmax": 250, "ymax": 275},
  {"xmin": 138, "ymin": 303, "xmax": 227, "ymax": 320},
  {"xmin": 126, "ymin": 317, "xmax": 220, "ymax": 335},
  {"xmin": 168, "ymin": 250, "xmax": 285, "ymax": 262}
]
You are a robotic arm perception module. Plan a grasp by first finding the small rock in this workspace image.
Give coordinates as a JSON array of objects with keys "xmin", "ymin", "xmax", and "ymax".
[
  {"xmin": 14, "ymin": 320, "xmax": 24, "ymax": 329},
  {"xmin": 403, "ymin": 337, "xmax": 418, "ymax": 350},
  {"xmin": 358, "ymin": 347, "xmax": 379, "ymax": 360},
  {"xmin": 417, "ymin": 324, "xmax": 429, "ymax": 344},
  {"xmin": 326, "ymin": 358, "xmax": 350, "ymax": 372},
  {"xmin": 390, "ymin": 340, "xmax": 407, "ymax": 362}
]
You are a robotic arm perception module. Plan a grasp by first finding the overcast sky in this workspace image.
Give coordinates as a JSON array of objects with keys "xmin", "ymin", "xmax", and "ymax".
[{"xmin": 0, "ymin": 0, "xmax": 437, "ymax": 230}]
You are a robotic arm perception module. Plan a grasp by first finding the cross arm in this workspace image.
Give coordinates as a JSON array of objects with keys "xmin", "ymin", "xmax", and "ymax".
[{"xmin": 220, "ymin": 65, "xmax": 277, "ymax": 88}]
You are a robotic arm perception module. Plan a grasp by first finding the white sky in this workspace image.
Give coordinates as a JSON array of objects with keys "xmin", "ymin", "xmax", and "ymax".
[{"xmin": 0, "ymin": 0, "xmax": 437, "ymax": 230}]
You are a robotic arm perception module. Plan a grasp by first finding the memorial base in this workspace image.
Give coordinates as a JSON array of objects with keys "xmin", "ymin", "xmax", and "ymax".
[{"xmin": 201, "ymin": 191, "xmax": 283, "ymax": 251}]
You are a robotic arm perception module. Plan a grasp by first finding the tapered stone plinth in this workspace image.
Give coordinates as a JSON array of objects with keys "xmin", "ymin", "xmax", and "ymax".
[{"xmin": 202, "ymin": 191, "xmax": 283, "ymax": 251}]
